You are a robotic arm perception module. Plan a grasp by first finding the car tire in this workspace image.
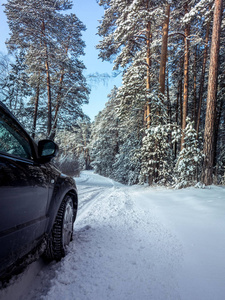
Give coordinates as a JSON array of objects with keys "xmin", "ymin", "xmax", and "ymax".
[{"xmin": 44, "ymin": 195, "xmax": 74, "ymax": 261}]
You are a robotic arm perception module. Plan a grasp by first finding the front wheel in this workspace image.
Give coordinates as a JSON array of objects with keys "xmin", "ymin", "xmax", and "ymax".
[{"xmin": 45, "ymin": 195, "xmax": 75, "ymax": 261}]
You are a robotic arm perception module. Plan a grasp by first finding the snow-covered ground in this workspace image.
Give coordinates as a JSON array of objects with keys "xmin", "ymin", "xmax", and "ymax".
[{"xmin": 1, "ymin": 171, "xmax": 225, "ymax": 300}]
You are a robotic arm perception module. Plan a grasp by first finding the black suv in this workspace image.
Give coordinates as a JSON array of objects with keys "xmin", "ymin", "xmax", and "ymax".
[{"xmin": 0, "ymin": 101, "xmax": 78, "ymax": 280}]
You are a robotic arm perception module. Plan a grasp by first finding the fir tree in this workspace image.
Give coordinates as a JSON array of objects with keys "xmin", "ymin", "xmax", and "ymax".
[
  {"xmin": 174, "ymin": 118, "xmax": 203, "ymax": 188},
  {"xmin": 140, "ymin": 124, "xmax": 176, "ymax": 185}
]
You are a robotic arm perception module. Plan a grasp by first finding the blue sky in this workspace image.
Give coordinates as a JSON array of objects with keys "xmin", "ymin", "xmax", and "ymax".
[{"xmin": 0, "ymin": 0, "xmax": 122, "ymax": 121}]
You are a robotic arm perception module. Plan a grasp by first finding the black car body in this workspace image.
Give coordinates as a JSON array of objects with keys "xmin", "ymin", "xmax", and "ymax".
[{"xmin": 0, "ymin": 101, "xmax": 78, "ymax": 280}]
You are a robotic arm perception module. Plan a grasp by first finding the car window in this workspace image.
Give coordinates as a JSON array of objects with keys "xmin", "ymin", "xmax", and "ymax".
[{"xmin": 0, "ymin": 109, "xmax": 32, "ymax": 160}]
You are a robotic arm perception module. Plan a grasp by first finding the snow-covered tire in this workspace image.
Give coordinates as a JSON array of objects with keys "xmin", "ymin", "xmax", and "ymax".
[{"xmin": 44, "ymin": 195, "xmax": 74, "ymax": 261}]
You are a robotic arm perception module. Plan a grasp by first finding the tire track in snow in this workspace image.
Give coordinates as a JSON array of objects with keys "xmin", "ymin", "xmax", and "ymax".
[{"xmin": 26, "ymin": 176, "xmax": 182, "ymax": 300}]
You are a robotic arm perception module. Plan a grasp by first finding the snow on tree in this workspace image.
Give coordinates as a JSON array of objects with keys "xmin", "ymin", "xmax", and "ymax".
[
  {"xmin": 54, "ymin": 119, "xmax": 91, "ymax": 176},
  {"xmin": 111, "ymin": 53, "xmax": 146, "ymax": 184},
  {"xmin": 113, "ymin": 112, "xmax": 142, "ymax": 185},
  {"xmin": 90, "ymin": 83, "xmax": 142, "ymax": 185},
  {"xmin": 0, "ymin": 50, "xmax": 33, "ymax": 130},
  {"xmin": 174, "ymin": 118, "xmax": 203, "ymax": 189},
  {"xmin": 140, "ymin": 123, "xmax": 177, "ymax": 185},
  {"xmin": 90, "ymin": 86, "xmax": 120, "ymax": 178},
  {"xmin": 95, "ymin": 0, "xmax": 225, "ymax": 187}
]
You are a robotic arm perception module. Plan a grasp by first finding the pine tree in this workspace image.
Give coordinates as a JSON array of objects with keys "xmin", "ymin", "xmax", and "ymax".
[
  {"xmin": 113, "ymin": 108, "xmax": 143, "ymax": 185},
  {"xmin": 4, "ymin": 0, "xmax": 89, "ymax": 138}
]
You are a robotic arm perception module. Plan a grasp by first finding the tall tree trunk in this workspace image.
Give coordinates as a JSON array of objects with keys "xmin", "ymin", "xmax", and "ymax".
[
  {"xmin": 42, "ymin": 21, "xmax": 52, "ymax": 137},
  {"xmin": 159, "ymin": 4, "xmax": 170, "ymax": 98},
  {"xmin": 167, "ymin": 69, "xmax": 171, "ymax": 124},
  {"xmin": 145, "ymin": 15, "xmax": 152, "ymax": 184},
  {"xmin": 179, "ymin": 78, "xmax": 183, "ymax": 127},
  {"xmin": 181, "ymin": 3, "xmax": 190, "ymax": 149},
  {"xmin": 174, "ymin": 84, "xmax": 180, "ymax": 158},
  {"xmin": 32, "ymin": 72, "xmax": 40, "ymax": 139},
  {"xmin": 49, "ymin": 43, "xmax": 70, "ymax": 140},
  {"xmin": 202, "ymin": 0, "xmax": 223, "ymax": 185},
  {"xmin": 49, "ymin": 72, "xmax": 65, "ymax": 140},
  {"xmin": 192, "ymin": 47, "xmax": 197, "ymax": 122},
  {"xmin": 145, "ymin": 20, "xmax": 151, "ymax": 128},
  {"xmin": 177, "ymin": 54, "xmax": 184, "ymax": 128},
  {"xmin": 196, "ymin": 21, "xmax": 210, "ymax": 138},
  {"xmin": 45, "ymin": 60, "xmax": 52, "ymax": 137},
  {"xmin": 213, "ymin": 97, "xmax": 223, "ymax": 168},
  {"xmin": 147, "ymin": 3, "xmax": 170, "ymax": 185}
]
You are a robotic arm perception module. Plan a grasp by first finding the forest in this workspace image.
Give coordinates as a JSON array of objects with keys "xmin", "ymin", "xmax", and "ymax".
[{"xmin": 0, "ymin": 0, "xmax": 225, "ymax": 188}]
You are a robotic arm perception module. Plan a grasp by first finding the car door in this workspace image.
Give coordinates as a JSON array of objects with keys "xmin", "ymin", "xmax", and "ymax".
[{"xmin": 0, "ymin": 108, "xmax": 50, "ymax": 271}]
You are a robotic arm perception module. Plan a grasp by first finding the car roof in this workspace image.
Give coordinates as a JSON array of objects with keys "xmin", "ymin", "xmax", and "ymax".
[{"xmin": 0, "ymin": 101, "xmax": 26, "ymax": 130}]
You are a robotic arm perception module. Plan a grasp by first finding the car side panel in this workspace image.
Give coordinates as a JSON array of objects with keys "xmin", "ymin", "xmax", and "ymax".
[
  {"xmin": 0, "ymin": 155, "xmax": 50, "ymax": 273},
  {"xmin": 0, "ymin": 220, "xmax": 46, "ymax": 274}
]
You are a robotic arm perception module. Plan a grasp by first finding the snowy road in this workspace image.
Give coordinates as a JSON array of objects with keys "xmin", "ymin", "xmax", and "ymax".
[{"xmin": 1, "ymin": 171, "xmax": 225, "ymax": 300}]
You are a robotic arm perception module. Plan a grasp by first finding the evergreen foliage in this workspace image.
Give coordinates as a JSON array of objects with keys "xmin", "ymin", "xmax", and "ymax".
[
  {"xmin": 90, "ymin": 86, "xmax": 120, "ymax": 178},
  {"xmin": 113, "ymin": 118, "xmax": 142, "ymax": 185},
  {"xmin": 140, "ymin": 124, "xmax": 175, "ymax": 186}
]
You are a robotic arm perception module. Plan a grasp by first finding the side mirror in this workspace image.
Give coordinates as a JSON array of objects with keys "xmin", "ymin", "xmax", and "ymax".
[{"xmin": 38, "ymin": 140, "xmax": 58, "ymax": 163}]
